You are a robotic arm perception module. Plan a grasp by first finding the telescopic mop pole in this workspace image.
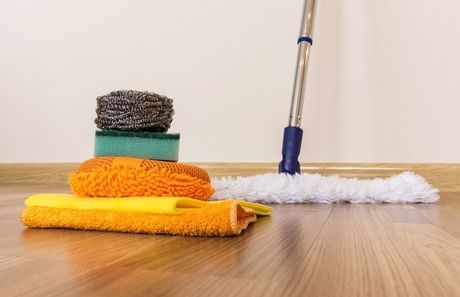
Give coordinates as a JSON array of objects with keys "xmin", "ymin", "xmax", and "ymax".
[{"xmin": 279, "ymin": 0, "xmax": 317, "ymax": 174}]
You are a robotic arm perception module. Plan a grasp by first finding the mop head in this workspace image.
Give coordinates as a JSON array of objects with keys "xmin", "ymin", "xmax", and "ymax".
[
  {"xmin": 22, "ymin": 194, "xmax": 272, "ymax": 237},
  {"xmin": 95, "ymin": 90, "xmax": 174, "ymax": 132},
  {"xmin": 211, "ymin": 171, "xmax": 439, "ymax": 204},
  {"xmin": 69, "ymin": 157, "xmax": 214, "ymax": 200}
]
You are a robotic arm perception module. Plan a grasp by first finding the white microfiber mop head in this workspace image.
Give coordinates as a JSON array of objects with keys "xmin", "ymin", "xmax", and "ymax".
[{"xmin": 211, "ymin": 171, "xmax": 439, "ymax": 204}]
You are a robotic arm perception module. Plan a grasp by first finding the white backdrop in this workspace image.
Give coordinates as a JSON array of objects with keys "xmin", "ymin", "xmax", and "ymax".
[{"xmin": 1, "ymin": 0, "xmax": 459, "ymax": 162}]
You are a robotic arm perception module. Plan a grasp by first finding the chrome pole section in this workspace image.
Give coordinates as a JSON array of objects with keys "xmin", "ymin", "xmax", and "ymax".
[
  {"xmin": 279, "ymin": 0, "xmax": 318, "ymax": 174},
  {"xmin": 289, "ymin": 0, "xmax": 317, "ymax": 127}
]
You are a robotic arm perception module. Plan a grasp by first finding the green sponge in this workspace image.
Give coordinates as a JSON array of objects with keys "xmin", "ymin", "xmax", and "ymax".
[{"xmin": 94, "ymin": 130, "xmax": 180, "ymax": 161}]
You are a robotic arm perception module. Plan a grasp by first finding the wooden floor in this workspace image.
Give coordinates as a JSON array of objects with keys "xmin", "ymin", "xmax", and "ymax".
[{"xmin": 2, "ymin": 184, "xmax": 460, "ymax": 297}]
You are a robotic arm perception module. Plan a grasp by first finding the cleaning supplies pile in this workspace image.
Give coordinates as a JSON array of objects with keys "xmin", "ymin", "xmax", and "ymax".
[{"xmin": 22, "ymin": 90, "xmax": 271, "ymax": 236}]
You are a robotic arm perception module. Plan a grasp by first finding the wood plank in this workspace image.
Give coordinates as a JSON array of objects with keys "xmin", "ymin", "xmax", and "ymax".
[
  {"xmin": 0, "ymin": 184, "xmax": 334, "ymax": 297},
  {"xmin": 283, "ymin": 205, "xmax": 460, "ymax": 297},
  {"xmin": 416, "ymin": 193, "xmax": 460, "ymax": 241},
  {"xmin": 0, "ymin": 163, "xmax": 78, "ymax": 185},
  {"xmin": 2, "ymin": 184, "xmax": 460, "ymax": 296}
]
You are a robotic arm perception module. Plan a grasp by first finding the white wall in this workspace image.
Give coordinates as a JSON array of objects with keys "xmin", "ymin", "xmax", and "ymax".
[{"xmin": 1, "ymin": 0, "xmax": 459, "ymax": 163}]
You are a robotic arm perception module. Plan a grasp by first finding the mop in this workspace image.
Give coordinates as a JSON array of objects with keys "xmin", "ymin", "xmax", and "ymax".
[{"xmin": 211, "ymin": 0, "xmax": 439, "ymax": 204}]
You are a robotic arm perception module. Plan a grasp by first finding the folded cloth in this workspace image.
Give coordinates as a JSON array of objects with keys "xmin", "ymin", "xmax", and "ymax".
[
  {"xmin": 69, "ymin": 157, "xmax": 214, "ymax": 200},
  {"xmin": 22, "ymin": 194, "xmax": 272, "ymax": 237}
]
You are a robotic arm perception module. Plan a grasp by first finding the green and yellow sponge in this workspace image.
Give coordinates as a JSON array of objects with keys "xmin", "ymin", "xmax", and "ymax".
[{"xmin": 94, "ymin": 130, "xmax": 180, "ymax": 161}]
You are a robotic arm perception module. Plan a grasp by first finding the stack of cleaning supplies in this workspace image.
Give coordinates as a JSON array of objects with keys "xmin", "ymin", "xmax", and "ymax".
[{"xmin": 22, "ymin": 90, "xmax": 271, "ymax": 236}]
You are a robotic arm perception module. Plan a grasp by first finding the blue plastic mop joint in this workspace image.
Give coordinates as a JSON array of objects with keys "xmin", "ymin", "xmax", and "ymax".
[{"xmin": 279, "ymin": 126, "xmax": 303, "ymax": 174}]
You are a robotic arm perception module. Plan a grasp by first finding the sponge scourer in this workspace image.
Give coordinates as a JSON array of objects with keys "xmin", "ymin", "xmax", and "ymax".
[{"xmin": 94, "ymin": 130, "xmax": 180, "ymax": 161}]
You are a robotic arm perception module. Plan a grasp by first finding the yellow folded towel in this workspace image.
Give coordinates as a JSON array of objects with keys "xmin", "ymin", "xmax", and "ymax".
[{"xmin": 22, "ymin": 194, "xmax": 272, "ymax": 237}]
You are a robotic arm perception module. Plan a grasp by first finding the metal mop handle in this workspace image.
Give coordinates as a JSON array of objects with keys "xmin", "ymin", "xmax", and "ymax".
[{"xmin": 279, "ymin": 0, "xmax": 317, "ymax": 174}]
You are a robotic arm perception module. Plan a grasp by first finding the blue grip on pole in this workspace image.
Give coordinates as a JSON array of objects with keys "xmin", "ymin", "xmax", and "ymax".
[
  {"xmin": 297, "ymin": 36, "xmax": 313, "ymax": 45},
  {"xmin": 279, "ymin": 126, "xmax": 303, "ymax": 174}
]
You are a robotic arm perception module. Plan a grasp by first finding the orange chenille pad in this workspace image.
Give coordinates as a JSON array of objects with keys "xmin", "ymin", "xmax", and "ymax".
[{"xmin": 68, "ymin": 157, "xmax": 214, "ymax": 200}]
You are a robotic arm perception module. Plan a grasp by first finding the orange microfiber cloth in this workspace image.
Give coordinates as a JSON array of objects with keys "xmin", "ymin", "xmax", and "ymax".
[
  {"xmin": 68, "ymin": 157, "xmax": 214, "ymax": 200},
  {"xmin": 22, "ymin": 194, "xmax": 272, "ymax": 237}
]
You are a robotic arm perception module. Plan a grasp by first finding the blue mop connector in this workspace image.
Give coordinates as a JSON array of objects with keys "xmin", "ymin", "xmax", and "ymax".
[{"xmin": 279, "ymin": 126, "xmax": 303, "ymax": 174}]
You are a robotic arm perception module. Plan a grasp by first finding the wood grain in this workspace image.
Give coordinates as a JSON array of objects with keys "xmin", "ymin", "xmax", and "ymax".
[
  {"xmin": 0, "ymin": 163, "xmax": 78, "ymax": 185},
  {"xmin": 1, "ymin": 162, "xmax": 460, "ymax": 192},
  {"xmin": 2, "ymin": 184, "xmax": 460, "ymax": 296},
  {"xmin": 285, "ymin": 205, "xmax": 460, "ymax": 297}
]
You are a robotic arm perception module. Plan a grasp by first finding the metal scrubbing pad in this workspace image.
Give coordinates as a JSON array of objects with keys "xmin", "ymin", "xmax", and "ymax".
[{"xmin": 95, "ymin": 90, "xmax": 174, "ymax": 132}]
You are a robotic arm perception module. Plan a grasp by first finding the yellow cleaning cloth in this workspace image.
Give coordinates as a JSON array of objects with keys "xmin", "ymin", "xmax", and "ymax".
[{"xmin": 22, "ymin": 194, "xmax": 272, "ymax": 237}]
